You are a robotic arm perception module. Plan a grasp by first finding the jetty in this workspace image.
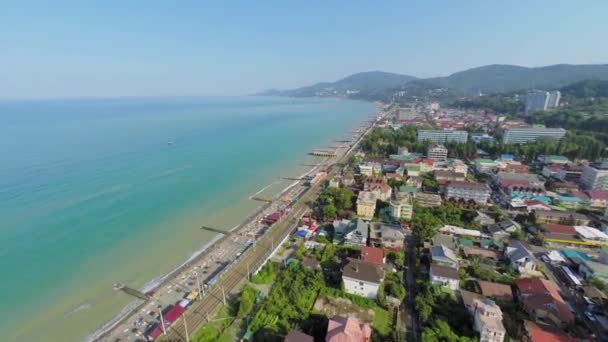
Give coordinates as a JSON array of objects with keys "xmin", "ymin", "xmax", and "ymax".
[
  {"xmin": 200, "ymin": 225, "xmax": 231, "ymax": 235},
  {"xmin": 310, "ymin": 149, "xmax": 337, "ymax": 157}
]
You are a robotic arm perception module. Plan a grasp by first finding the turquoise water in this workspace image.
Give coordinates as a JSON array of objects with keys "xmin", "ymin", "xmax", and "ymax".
[{"xmin": 0, "ymin": 96, "xmax": 374, "ymax": 341}]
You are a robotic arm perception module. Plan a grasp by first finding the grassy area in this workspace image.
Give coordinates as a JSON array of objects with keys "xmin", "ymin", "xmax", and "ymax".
[
  {"xmin": 371, "ymin": 306, "xmax": 392, "ymax": 337},
  {"xmin": 250, "ymin": 261, "xmax": 279, "ymax": 284},
  {"xmin": 192, "ymin": 304, "xmax": 235, "ymax": 342}
]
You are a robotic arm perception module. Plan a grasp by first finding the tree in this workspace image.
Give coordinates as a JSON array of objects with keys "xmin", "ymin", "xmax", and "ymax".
[
  {"xmin": 415, "ymin": 295, "xmax": 433, "ymax": 322},
  {"xmin": 323, "ymin": 204, "xmax": 337, "ymax": 220},
  {"xmin": 387, "ymin": 251, "xmax": 405, "ymax": 269},
  {"xmin": 411, "ymin": 210, "xmax": 443, "ymax": 240}
]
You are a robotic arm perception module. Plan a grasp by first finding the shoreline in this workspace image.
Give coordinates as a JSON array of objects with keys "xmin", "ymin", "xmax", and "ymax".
[{"xmin": 90, "ymin": 99, "xmax": 383, "ymax": 341}]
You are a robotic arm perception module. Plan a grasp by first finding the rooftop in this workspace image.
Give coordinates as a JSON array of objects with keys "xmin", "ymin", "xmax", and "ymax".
[
  {"xmin": 430, "ymin": 264, "xmax": 459, "ymax": 279},
  {"xmin": 342, "ymin": 259, "xmax": 384, "ymax": 284},
  {"xmin": 524, "ymin": 321, "xmax": 577, "ymax": 342},
  {"xmin": 361, "ymin": 246, "xmax": 385, "ymax": 265}
]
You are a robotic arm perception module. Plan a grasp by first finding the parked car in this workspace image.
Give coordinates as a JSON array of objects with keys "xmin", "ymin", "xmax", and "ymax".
[{"xmin": 584, "ymin": 311, "xmax": 596, "ymax": 322}]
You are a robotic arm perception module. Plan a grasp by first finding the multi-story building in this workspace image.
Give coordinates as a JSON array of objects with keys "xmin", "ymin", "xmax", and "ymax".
[
  {"xmin": 356, "ymin": 191, "xmax": 377, "ymax": 220},
  {"xmin": 502, "ymin": 127, "xmax": 566, "ymax": 144},
  {"xmin": 342, "ymin": 259, "xmax": 384, "ymax": 299},
  {"xmin": 525, "ymin": 90, "xmax": 561, "ymax": 114},
  {"xmin": 445, "ymin": 181, "xmax": 491, "ymax": 205},
  {"xmin": 472, "ymin": 298, "xmax": 506, "ymax": 342},
  {"xmin": 581, "ymin": 160, "xmax": 608, "ymax": 190},
  {"xmin": 427, "ymin": 144, "xmax": 448, "ymax": 161},
  {"xmin": 417, "ymin": 129, "xmax": 468, "ymax": 144},
  {"xmin": 358, "ymin": 162, "xmax": 382, "ymax": 177},
  {"xmin": 414, "ymin": 192, "xmax": 443, "ymax": 207},
  {"xmin": 389, "ymin": 192, "xmax": 413, "ymax": 221}
]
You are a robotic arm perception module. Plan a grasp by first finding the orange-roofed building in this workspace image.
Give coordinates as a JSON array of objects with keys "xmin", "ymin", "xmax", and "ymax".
[
  {"xmin": 326, "ymin": 316, "xmax": 371, "ymax": 342},
  {"xmin": 360, "ymin": 246, "xmax": 385, "ymax": 265},
  {"xmin": 523, "ymin": 321, "xmax": 577, "ymax": 342}
]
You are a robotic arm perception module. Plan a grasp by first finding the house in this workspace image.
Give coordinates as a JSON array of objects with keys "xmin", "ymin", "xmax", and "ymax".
[
  {"xmin": 573, "ymin": 225, "xmax": 608, "ymax": 243},
  {"xmin": 430, "ymin": 245, "xmax": 458, "ymax": 268},
  {"xmin": 342, "ymin": 172, "xmax": 355, "ymax": 186},
  {"xmin": 505, "ymin": 241, "xmax": 538, "ymax": 274},
  {"xmin": 524, "ymin": 200, "xmax": 552, "ymax": 212},
  {"xmin": 342, "ymin": 259, "xmax": 384, "ymax": 299},
  {"xmin": 484, "ymin": 220, "xmax": 520, "ymax": 241},
  {"xmin": 542, "ymin": 155, "xmax": 570, "ymax": 165},
  {"xmin": 285, "ymin": 331, "xmax": 314, "ymax": 342},
  {"xmin": 360, "ymin": 246, "xmax": 385, "ymax": 265},
  {"xmin": 445, "ymin": 181, "xmax": 491, "ymax": 205},
  {"xmin": 414, "ymin": 192, "xmax": 442, "ymax": 207},
  {"xmin": 434, "ymin": 170, "xmax": 466, "ymax": 186},
  {"xmin": 477, "ymin": 281, "xmax": 513, "ymax": 301},
  {"xmin": 326, "ymin": 315, "xmax": 372, "ymax": 342},
  {"xmin": 472, "ymin": 298, "xmax": 506, "ymax": 342},
  {"xmin": 429, "ymin": 264, "xmax": 460, "ymax": 290},
  {"xmin": 460, "ymin": 290, "xmax": 485, "ymax": 314},
  {"xmin": 463, "ymin": 247, "xmax": 500, "ymax": 262},
  {"xmin": 405, "ymin": 164, "xmax": 421, "ymax": 177},
  {"xmin": 344, "ymin": 219, "xmax": 368, "ymax": 247},
  {"xmin": 431, "ymin": 233, "xmax": 457, "ymax": 251},
  {"xmin": 534, "ymin": 210, "xmax": 589, "ymax": 226},
  {"xmin": 523, "ymin": 321, "xmax": 577, "ymax": 342},
  {"xmin": 369, "ymin": 223, "xmax": 405, "ymax": 251},
  {"xmin": 586, "ymin": 190, "xmax": 608, "ymax": 209},
  {"xmin": 475, "ymin": 159, "xmax": 499, "ymax": 173},
  {"xmin": 405, "ymin": 175, "xmax": 423, "ymax": 188},
  {"xmin": 358, "ymin": 162, "xmax": 381, "ymax": 176},
  {"xmin": 556, "ymin": 164, "xmax": 583, "ymax": 183},
  {"xmin": 541, "ymin": 223, "xmax": 578, "ymax": 242},
  {"xmin": 364, "ymin": 177, "xmax": 392, "ymax": 201},
  {"xmin": 514, "ymin": 278, "xmax": 575, "ymax": 328},
  {"xmin": 333, "ymin": 219, "xmax": 352, "ymax": 236},
  {"xmin": 356, "ymin": 191, "xmax": 377, "ymax": 220},
  {"xmin": 475, "ymin": 211, "xmax": 496, "ymax": 226}
]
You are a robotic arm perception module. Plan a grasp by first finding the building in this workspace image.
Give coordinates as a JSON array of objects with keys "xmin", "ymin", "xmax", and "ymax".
[
  {"xmin": 360, "ymin": 246, "xmax": 385, "ymax": 265},
  {"xmin": 369, "ymin": 223, "xmax": 405, "ymax": 251},
  {"xmin": 525, "ymin": 90, "xmax": 561, "ymax": 114},
  {"xmin": 414, "ymin": 192, "xmax": 442, "ymax": 207},
  {"xmin": 285, "ymin": 331, "xmax": 314, "ymax": 342},
  {"xmin": 445, "ymin": 181, "xmax": 491, "ymax": 205},
  {"xmin": 472, "ymin": 298, "xmax": 506, "ymax": 342},
  {"xmin": 502, "ymin": 127, "xmax": 566, "ymax": 144},
  {"xmin": 358, "ymin": 162, "xmax": 382, "ymax": 176},
  {"xmin": 505, "ymin": 240, "xmax": 537, "ymax": 275},
  {"xmin": 430, "ymin": 245, "xmax": 458, "ymax": 268},
  {"xmin": 556, "ymin": 164, "xmax": 583, "ymax": 183},
  {"xmin": 514, "ymin": 278, "xmax": 575, "ymax": 328},
  {"xmin": 343, "ymin": 219, "xmax": 369, "ymax": 247},
  {"xmin": 326, "ymin": 315, "xmax": 372, "ymax": 342},
  {"xmin": 364, "ymin": 177, "xmax": 392, "ymax": 201},
  {"xmin": 427, "ymin": 144, "xmax": 448, "ymax": 161},
  {"xmin": 475, "ymin": 159, "xmax": 499, "ymax": 173},
  {"xmin": 429, "ymin": 264, "xmax": 460, "ymax": 290},
  {"xmin": 477, "ymin": 281, "xmax": 513, "ymax": 301},
  {"xmin": 342, "ymin": 259, "xmax": 384, "ymax": 299},
  {"xmin": 585, "ymin": 190, "xmax": 608, "ymax": 209},
  {"xmin": 389, "ymin": 192, "xmax": 413, "ymax": 221},
  {"xmin": 523, "ymin": 321, "xmax": 577, "ymax": 342},
  {"xmin": 541, "ymin": 155, "xmax": 570, "ymax": 165},
  {"xmin": 417, "ymin": 129, "xmax": 468, "ymax": 144},
  {"xmin": 434, "ymin": 170, "xmax": 466, "ymax": 186},
  {"xmin": 356, "ymin": 191, "xmax": 377, "ymax": 220},
  {"xmin": 534, "ymin": 210, "xmax": 589, "ymax": 226},
  {"xmin": 579, "ymin": 259, "xmax": 608, "ymax": 283},
  {"xmin": 581, "ymin": 160, "xmax": 608, "ymax": 190}
]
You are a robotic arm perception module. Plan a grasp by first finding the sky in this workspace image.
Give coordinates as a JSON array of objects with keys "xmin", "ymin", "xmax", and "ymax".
[{"xmin": 1, "ymin": 0, "xmax": 607, "ymax": 100}]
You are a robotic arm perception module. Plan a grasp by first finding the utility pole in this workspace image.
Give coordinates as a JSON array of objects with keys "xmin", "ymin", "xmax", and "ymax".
[
  {"xmin": 182, "ymin": 315, "xmax": 190, "ymax": 342},
  {"xmin": 160, "ymin": 308, "xmax": 167, "ymax": 336},
  {"xmin": 221, "ymin": 286, "xmax": 227, "ymax": 306},
  {"xmin": 246, "ymin": 263, "xmax": 250, "ymax": 280},
  {"xmin": 195, "ymin": 271, "xmax": 203, "ymax": 299}
]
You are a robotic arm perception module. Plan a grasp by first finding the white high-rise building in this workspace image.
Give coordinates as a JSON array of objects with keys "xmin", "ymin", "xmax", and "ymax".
[
  {"xmin": 525, "ymin": 90, "xmax": 561, "ymax": 114},
  {"xmin": 502, "ymin": 127, "xmax": 566, "ymax": 144},
  {"xmin": 581, "ymin": 161, "xmax": 608, "ymax": 190},
  {"xmin": 427, "ymin": 144, "xmax": 448, "ymax": 161},
  {"xmin": 418, "ymin": 130, "xmax": 468, "ymax": 144}
]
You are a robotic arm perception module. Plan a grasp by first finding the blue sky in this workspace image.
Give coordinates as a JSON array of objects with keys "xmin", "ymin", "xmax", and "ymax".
[{"xmin": 1, "ymin": 1, "xmax": 607, "ymax": 99}]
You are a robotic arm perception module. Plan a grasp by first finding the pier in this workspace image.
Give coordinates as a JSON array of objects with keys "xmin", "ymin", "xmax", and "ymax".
[
  {"xmin": 200, "ymin": 225, "xmax": 231, "ymax": 235},
  {"xmin": 113, "ymin": 283, "xmax": 150, "ymax": 301},
  {"xmin": 310, "ymin": 149, "xmax": 337, "ymax": 157},
  {"xmin": 251, "ymin": 196, "xmax": 273, "ymax": 203}
]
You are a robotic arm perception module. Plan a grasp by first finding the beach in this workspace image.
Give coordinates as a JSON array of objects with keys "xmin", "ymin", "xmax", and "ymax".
[{"xmin": 0, "ymin": 96, "xmax": 375, "ymax": 341}]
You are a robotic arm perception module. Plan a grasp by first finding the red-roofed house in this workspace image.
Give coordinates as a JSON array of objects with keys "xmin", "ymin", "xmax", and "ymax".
[
  {"xmin": 364, "ymin": 177, "xmax": 392, "ymax": 201},
  {"xmin": 523, "ymin": 321, "xmax": 577, "ymax": 342},
  {"xmin": 361, "ymin": 246, "xmax": 385, "ymax": 265},
  {"xmin": 264, "ymin": 212, "xmax": 282, "ymax": 225},
  {"xmin": 326, "ymin": 315, "xmax": 371, "ymax": 342},
  {"xmin": 514, "ymin": 278, "xmax": 574, "ymax": 328},
  {"xmin": 585, "ymin": 190, "xmax": 608, "ymax": 209},
  {"xmin": 542, "ymin": 224, "xmax": 578, "ymax": 241}
]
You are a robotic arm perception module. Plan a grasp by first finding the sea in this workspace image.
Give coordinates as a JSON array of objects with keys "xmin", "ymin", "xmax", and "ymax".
[{"xmin": 0, "ymin": 96, "xmax": 375, "ymax": 342}]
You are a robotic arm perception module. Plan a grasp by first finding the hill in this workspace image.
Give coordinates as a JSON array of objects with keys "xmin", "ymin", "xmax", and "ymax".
[
  {"xmin": 258, "ymin": 71, "xmax": 417, "ymax": 98},
  {"xmin": 560, "ymin": 79, "xmax": 608, "ymax": 99},
  {"xmin": 259, "ymin": 64, "xmax": 608, "ymax": 101},
  {"xmin": 418, "ymin": 64, "xmax": 608, "ymax": 95}
]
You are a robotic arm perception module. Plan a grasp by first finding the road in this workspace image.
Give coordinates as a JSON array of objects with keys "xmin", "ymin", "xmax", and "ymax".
[{"xmin": 403, "ymin": 235, "xmax": 418, "ymax": 342}]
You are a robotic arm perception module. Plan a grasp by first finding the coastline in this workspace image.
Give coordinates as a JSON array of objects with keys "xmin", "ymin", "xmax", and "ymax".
[{"xmin": 89, "ymin": 99, "xmax": 380, "ymax": 341}]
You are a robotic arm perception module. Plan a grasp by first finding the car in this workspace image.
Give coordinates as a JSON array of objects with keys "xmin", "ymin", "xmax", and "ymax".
[{"xmin": 584, "ymin": 311, "xmax": 596, "ymax": 321}]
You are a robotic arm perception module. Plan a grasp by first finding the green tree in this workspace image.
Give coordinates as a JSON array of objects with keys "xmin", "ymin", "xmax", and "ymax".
[
  {"xmin": 323, "ymin": 204, "xmax": 338, "ymax": 219},
  {"xmin": 411, "ymin": 210, "xmax": 443, "ymax": 240}
]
